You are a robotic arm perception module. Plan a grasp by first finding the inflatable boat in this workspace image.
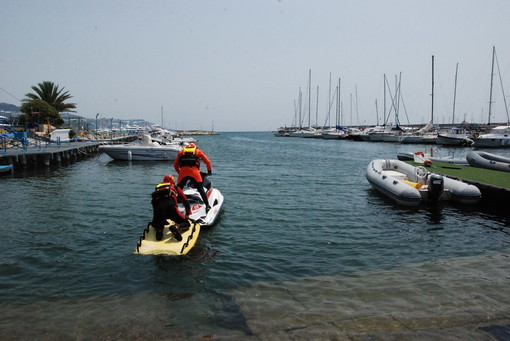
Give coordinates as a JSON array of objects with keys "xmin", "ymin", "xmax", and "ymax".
[
  {"xmin": 366, "ymin": 159, "xmax": 481, "ymax": 206},
  {"xmin": 466, "ymin": 151, "xmax": 510, "ymax": 172},
  {"xmin": 397, "ymin": 151, "xmax": 469, "ymax": 165}
]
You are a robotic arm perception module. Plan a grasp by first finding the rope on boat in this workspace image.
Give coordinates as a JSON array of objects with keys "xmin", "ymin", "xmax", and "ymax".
[{"xmin": 136, "ymin": 222, "xmax": 152, "ymax": 253}]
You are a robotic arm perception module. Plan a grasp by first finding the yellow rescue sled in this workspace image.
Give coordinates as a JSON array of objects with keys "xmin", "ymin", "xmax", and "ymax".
[{"xmin": 135, "ymin": 219, "xmax": 200, "ymax": 256}]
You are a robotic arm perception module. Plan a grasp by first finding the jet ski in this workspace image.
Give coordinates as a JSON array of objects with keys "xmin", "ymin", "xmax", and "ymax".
[{"xmin": 178, "ymin": 173, "xmax": 224, "ymax": 227}]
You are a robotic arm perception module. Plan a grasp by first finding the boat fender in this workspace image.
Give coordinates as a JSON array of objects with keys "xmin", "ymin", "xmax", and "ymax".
[
  {"xmin": 127, "ymin": 150, "xmax": 132, "ymax": 161},
  {"xmin": 428, "ymin": 174, "xmax": 444, "ymax": 202}
]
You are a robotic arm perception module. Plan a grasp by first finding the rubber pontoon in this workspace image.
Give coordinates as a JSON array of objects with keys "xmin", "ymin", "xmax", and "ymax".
[
  {"xmin": 466, "ymin": 151, "xmax": 510, "ymax": 172},
  {"xmin": 366, "ymin": 159, "xmax": 481, "ymax": 206}
]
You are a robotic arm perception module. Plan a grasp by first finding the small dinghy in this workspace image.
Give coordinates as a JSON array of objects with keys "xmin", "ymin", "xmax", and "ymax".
[
  {"xmin": 366, "ymin": 159, "xmax": 481, "ymax": 206},
  {"xmin": 0, "ymin": 164, "xmax": 13, "ymax": 174},
  {"xmin": 397, "ymin": 151, "xmax": 468, "ymax": 165},
  {"xmin": 135, "ymin": 219, "xmax": 201, "ymax": 256},
  {"xmin": 466, "ymin": 151, "xmax": 510, "ymax": 172}
]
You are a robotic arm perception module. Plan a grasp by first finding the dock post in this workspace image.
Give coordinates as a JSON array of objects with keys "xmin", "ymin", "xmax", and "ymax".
[
  {"xmin": 19, "ymin": 154, "xmax": 27, "ymax": 167},
  {"xmin": 43, "ymin": 154, "xmax": 51, "ymax": 167}
]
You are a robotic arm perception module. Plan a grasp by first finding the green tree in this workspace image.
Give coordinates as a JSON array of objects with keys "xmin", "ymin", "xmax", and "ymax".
[
  {"xmin": 19, "ymin": 98, "xmax": 64, "ymax": 127},
  {"xmin": 24, "ymin": 81, "xmax": 77, "ymax": 113}
]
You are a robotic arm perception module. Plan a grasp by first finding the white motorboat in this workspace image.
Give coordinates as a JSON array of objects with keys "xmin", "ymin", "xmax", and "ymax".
[
  {"xmin": 366, "ymin": 159, "xmax": 481, "ymax": 206},
  {"xmin": 472, "ymin": 126, "xmax": 510, "ymax": 148},
  {"xmin": 436, "ymin": 127, "xmax": 474, "ymax": 146},
  {"xmin": 178, "ymin": 174, "xmax": 224, "ymax": 227},
  {"xmin": 99, "ymin": 133, "xmax": 182, "ymax": 161},
  {"xmin": 466, "ymin": 151, "xmax": 510, "ymax": 172},
  {"xmin": 149, "ymin": 128, "xmax": 196, "ymax": 145}
]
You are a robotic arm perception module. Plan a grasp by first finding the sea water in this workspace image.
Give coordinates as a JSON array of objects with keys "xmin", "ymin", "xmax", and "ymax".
[{"xmin": 0, "ymin": 132, "xmax": 509, "ymax": 339}]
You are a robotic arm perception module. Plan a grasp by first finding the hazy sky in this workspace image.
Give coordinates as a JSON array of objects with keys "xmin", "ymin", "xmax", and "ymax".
[{"xmin": 1, "ymin": 0, "xmax": 510, "ymax": 131}]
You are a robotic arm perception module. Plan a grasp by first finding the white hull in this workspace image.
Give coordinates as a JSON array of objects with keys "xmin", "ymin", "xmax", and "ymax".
[
  {"xmin": 366, "ymin": 159, "xmax": 481, "ymax": 206},
  {"xmin": 436, "ymin": 128, "xmax": 473, "ymax": 146},
  {"xmin": 399, "ymin": 134, "xmax": 437, "ymax": 144},
  {"xmin": 397, "ymin": 152, "xmax": 469, "ymax": 165},
  {"xmin": 99, "ymin": 144, "xmax": 181, "ymax": 161},
  {"xmin": 379, "ymin": 134, "xmax": 401, "ymax": 142},
  {"xmin": 178, "ymin": 181, "xmax": 224, "ymax": 227},
  {"xmin": 436, "ymin": 134, "xmax": 473, "ymax": 146},
  {"xmin": 473, "ymin": 125, "xmax": 510, "ymax": 148},
  {"xmin": 322, "ymin": 131, "xmax": 348, "ymax": 139}
]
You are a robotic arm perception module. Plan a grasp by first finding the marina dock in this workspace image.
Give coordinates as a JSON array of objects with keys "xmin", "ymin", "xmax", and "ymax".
[
  {"xmin": 0, "ymin": 136, "xmax": 136, "ymax": 172},
  {"xmin": 409, "ymin": 160, "xmax": 510, "ymax": 204},
  {"xmin": 1, "ymin": 141, "xmax": 102, "ymax": 171}
]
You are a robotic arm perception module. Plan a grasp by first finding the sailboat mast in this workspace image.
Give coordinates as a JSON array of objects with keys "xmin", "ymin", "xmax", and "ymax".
[
  {"xmin": 338, "ymin": 78, "xmax": 342, "ymax": 127},
  {"xmin": 298, "ymin": 88, "xmax": 302, "ymax": 128},
  {"xmin": 337, "ymin": 78, "xmax": 341, "ymax": 127},
  {"xmin": 375, "ymin": 99, "xmax": 379, "ymax": 126},
  {"xmin": 383, "ymin": 74, "xmax": 386, "ymax": 126},
  {"xmin": 494, "ymin": 48, "xmax": 510, "ymax": 124},
  {"xmin": 308, "ymin": 69, "xmax": 311, "ymax": 128},
  {"xmin": 327, "ymin": 73, "xmax": 331, "ymax": 128},
  {"xmin": 452, "ymin": 63, "xmax": 458, "ymax": 125},
  {"xmin": 161, "ymin": 106, "xmax": 164, "ymax": 128},
  {"xmin": 315, "ymin": 86, "xmax": 319, "ymax": 128},
  {"xmin": 488, "ymin": 46, "xmax": 495, "ymax": 125},
  {"xmin": 431, "ymin": 55, "xmax": 435, "ymax": 124},
  {"xmin": 355, "ymin": 85, "xmax": 359, "ymax": 126},
  {"xmin": 350, "ymin": 93, "xmax": 353, "ymax": 126}
]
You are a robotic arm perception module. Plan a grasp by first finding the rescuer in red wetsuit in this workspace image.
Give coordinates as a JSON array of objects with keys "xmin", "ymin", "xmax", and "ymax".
[
  {"xmin": 151, "ymin": 174, "xmax": 191, "ymax": 241},
  {"xmin": 173, "ymin": 143, "xmax": 213, "ymax": 211}
]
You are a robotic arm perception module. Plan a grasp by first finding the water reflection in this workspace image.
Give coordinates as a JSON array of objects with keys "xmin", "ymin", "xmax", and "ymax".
[{"xmin": 426, "ymin": 205, "xmax": 445, "ymax": 225}]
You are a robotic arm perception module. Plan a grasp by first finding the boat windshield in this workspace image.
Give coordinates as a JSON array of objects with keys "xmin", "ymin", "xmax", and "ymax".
[{"xmin": 489, "ymin": 126, "xmax": 510, "ymax": 135}]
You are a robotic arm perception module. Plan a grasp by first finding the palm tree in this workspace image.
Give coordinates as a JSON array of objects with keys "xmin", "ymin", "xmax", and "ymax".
[{"xmin": 24, "ymin": 81, "xmax": 77, "ymax": 113}]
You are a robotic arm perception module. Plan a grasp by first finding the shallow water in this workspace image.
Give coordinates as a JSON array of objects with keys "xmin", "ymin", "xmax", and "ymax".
[{"xmin": 1, "ymin": 132, "xmax": 509, "ymax": 339}]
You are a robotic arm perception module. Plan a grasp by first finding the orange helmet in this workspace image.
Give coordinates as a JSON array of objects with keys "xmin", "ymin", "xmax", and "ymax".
[{"xmin": 163, "ymin": 174, "xmax": 175, "ymax": 183}]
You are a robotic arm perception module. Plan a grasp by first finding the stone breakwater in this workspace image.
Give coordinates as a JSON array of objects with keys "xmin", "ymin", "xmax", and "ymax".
[{"xmin": 178, "ymin": 130, "xmax": 219, "ymax": 136}]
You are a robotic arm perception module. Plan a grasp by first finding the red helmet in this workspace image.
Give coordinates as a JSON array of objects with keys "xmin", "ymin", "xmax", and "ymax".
[{"xmin": 163, "ymin": 174, "xmax": 175, "ymax": 183}]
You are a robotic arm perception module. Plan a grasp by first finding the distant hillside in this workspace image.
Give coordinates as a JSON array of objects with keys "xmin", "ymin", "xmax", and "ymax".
[{"xmin": 0, "ymin": 103, "xmax": 20, "ymax": 112}]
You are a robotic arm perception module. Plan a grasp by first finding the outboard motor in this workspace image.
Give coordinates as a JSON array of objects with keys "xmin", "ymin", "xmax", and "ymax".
[{"xmin": 428, "ymin": 174, "xmax": 444, "ymax": 202}]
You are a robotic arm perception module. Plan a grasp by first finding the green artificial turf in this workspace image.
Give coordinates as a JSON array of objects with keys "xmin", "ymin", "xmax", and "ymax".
[{"xmin": 409, "ymin": 161, "xmax": 510, "ymax": 189}]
